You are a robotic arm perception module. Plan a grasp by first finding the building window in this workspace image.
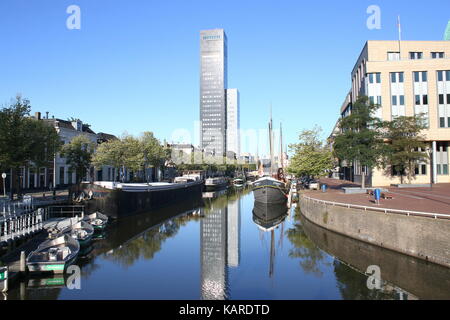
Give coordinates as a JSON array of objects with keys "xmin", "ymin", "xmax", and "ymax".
[
  {"xmin": 436, "ymin": 142, "xmax": 449, "ymax": 174},
  {"xmin": 414, "ymin": 71, "xmax": 427, "ymax": 82},
  {"xmin": 409, "ymin": 52, "xmax": 423, "ymax": 60},
  {"xmin": 415, "ymin": 95, "xmax": 421, "ymax": 105},
  {"xmin": 388, "ymin": 52, "xmax": 400, "ymax": 61},
  {"xmin": 392, "ymin": 166, "xmax": 405, "ymax": 176},
  {"xmin": 438, "ymin": 70, "xmax": 450, "ymax": 82},
  {"xmin": 368, "ymin": 73, "xmax": 381, "ymax": 84},
  {"xmin": 431, "ymin": 52, "xmax": 445, "ymax": 59},
  {"xmin": 391, "ymin": 72, "xmax": 404, "ymax": 83},
  {"xmin": 415, "ymin": 164, "xmax": 427, "ymax": 175},
  {"xmin": 377, "ymin": 96, "xmax": 382, "ymax": 105},
  {"xmin": 438, "ymin": 77, "xmax": 450, "ymax": 128}
]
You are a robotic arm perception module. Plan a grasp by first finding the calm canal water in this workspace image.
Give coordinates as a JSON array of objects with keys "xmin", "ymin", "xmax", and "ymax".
[{"xmin": 5, "ymin": 187, "xmax": 450, "ymax": 300}]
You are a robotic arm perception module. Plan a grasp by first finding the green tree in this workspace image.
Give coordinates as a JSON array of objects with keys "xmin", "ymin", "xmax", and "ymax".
[
  {"xmin": 140, "ymin": 132, "xmax": 166, "ymax": 182},
  {"xmin": 333, "ymin": 96, "xmax": 383, "ymax": 188},
  {"xmin": 381, "ymin": 115, "xmax": 428, "ymax": 184},
  {"xmin": 92, "ymin": 134, "xmax": 144, "ymax": 182},
  {"xmin": 287, "ymin": 126, "xmax": 334, "ymax": 179},
  {"xmin": 61, "ymin": 135, "xmax": 96, "ymax": 184},
  {"xmin": 0, "ymin": 95, "xmax": 62, "ymax": 198}
]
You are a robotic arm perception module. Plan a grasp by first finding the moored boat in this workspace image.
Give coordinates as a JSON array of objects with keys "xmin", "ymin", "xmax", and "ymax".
[
  {"xmin": 252, "ymin": 176, "xmax": 287, "ymax": 204},
  {"xmin": 83, "ymin": 212, "xmax": 108, "ymax": 231},
  {"xmin": 252, "ymin": 110, "xmax": 288, "ymax": 204},
  {"xmin": 61, "ymin": 220, "xmax": 94, "ymax": 246},
  {"xmin": 205, "ymin": 177, "xmax": 228, "ymax": 191},
  {"xmin": 48, "ymin": 218, "xmax": 94, "ymax": 246},
  {"xmin": 26, "ymin": 234, "xmax": 80, "ymax": 274},
  {"xmin": 71, "ymin": 179, "xmax": 204, "ymax": 218}
]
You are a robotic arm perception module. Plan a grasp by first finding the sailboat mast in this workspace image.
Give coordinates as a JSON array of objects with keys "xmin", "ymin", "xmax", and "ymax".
[
  {"xmin": 269, "ymin": 229, "xmax": 275, "ymax": 278},
  {"xmin": 280, "ymin": 122, "xmax": 283, "ymax": 171},
  {"xmin": 269, "ymin": 104, "xmax": 274, "ymax": 176}
]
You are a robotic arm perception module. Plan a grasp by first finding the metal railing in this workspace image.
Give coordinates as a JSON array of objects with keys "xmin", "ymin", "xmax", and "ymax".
[
  {"xmin": 301, "ymin": 195, "xmax": 450, "ymax": 220},
  {"xmin": 0, "ymin": 208, "xmax": 48, "ymax": 244},
  {"xmin": 0, "ymin": 195, "xmax": 36, "ymax": 216},
  {"xmin": 47, "ymin": 205, "xmax": 84, "ymax": 218}
]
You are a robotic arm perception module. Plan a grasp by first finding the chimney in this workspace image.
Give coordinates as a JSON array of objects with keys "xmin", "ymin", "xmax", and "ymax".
[{"xmin": 35, "ymin": 112, "xmax": 41, "ymax": 120}]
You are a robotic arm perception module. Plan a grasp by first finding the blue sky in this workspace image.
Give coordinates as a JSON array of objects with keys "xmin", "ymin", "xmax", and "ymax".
[{"xmin": 1, "ymin": 0, "xmax": 449, "ymax": 155}]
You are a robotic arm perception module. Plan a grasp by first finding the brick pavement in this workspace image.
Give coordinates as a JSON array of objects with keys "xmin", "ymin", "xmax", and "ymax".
[{"xmin": 303, "ymin": 178, "xmax": 450, "ymax": 215}]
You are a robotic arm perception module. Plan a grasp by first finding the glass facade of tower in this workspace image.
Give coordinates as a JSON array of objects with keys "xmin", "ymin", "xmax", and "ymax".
[
  {"xmin": 200, "ymin": 29, "xmax": 228, "ymax": 156},
  {"xmin": 226, "ymin": 88, "xmax": 240, "ymax": 157}
]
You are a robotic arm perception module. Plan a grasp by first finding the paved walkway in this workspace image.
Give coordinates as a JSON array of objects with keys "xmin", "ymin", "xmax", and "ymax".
[{"xmin": 303, "ymin": 178, "xmax": 450, "ymax": 215}]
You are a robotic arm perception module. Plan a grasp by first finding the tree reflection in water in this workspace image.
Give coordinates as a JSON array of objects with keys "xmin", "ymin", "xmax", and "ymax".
[
  {"xmin": 333, "ymin": 260, "xmax": 399, "ymax": 300},
  {"xmin": 102, "ymin": 213, "xmax": 199, "ymax": 267},
  {"xmin": 98, "ymin": 188, "xmax": 246, "ymax": 269},
  {"xmin": 286, "ymin": 208, "xmax": 330, "ymax": 277},
  {"xmin": 288, "ymin": 207, "xmax": 407, "ymax": 300}
]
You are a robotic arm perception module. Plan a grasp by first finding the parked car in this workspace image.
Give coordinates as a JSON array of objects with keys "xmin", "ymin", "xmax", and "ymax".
[{"xmin": 308, "ymin": 180, "xmax": 319, "ymax": 190}]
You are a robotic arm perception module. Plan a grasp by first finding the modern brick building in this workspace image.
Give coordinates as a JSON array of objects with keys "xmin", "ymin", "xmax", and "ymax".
[{"xmin": 334, "ymin": 40, "xmax": 450, "ymax": 186}]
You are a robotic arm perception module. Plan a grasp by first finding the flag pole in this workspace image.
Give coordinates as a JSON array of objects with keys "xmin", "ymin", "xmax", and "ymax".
[{"xmin": 398, "ymin": 15, "xmax": 402, "ymax": 59}]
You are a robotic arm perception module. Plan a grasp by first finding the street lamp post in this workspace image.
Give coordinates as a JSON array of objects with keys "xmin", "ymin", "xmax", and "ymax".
[
  {"xmin": 427, "ymin": 147, "xmax": 433, "ymax": 190},
  {"xmin": 1, "ymin": 173, "xmax": 6, "ymax": 198}
]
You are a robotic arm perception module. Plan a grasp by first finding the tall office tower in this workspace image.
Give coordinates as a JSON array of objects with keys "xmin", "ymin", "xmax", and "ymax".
[
  {"xmin": 200, "ymin": 29, "xmax": 228, "ymax": 156},
  {"xmin": 200, "ymin": 205, "xmax": 228, "ymax": 300},
  {"xmin": 226, "ymin": 198, "xmax": 241, "ymax": 268},
  {"xmin": 226, "ymin": 89, "xmax": 240, "ymax": 157},
  {"xmin": 445, "ymin": 21, "xmax": 450, "ymax": 40}
]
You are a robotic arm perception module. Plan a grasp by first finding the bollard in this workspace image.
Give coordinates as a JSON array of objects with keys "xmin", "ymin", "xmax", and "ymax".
[
  {"xmin": 374, "ymin": 189, "xmax": 381, "ymax": 205},
  {"xmin": 19, "ymin": 251, "xmax": 26, "ymax": 273}
]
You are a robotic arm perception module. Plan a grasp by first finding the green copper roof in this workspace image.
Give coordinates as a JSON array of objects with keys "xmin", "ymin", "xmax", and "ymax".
[{"xmin": 444, "ymin": 21, "xmax": 450, "ymax": 40}]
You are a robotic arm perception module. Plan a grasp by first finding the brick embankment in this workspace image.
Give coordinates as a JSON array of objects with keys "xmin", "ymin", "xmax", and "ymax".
[{"xmin": 299, "ymin": 179, "xmax": 450, "ymax": 268}]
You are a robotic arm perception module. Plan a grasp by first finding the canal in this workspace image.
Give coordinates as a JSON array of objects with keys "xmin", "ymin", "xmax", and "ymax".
[{"xmin": 4, "ymin": 187, "xmax": 450, "ymax": 300}]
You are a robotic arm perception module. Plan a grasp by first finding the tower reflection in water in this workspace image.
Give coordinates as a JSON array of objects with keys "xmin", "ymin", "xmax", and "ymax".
[
  {"xmin": 200, "ymin": 190, "xmax": 241, "ymax": 300},
  {"xmin": 200, "ymin": 189, "xmax": 288, "ymax": 300}
]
